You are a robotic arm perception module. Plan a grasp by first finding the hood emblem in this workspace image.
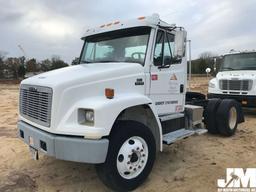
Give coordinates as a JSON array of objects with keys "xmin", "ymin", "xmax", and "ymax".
[{"xmin": 29, "ymin": 87, "xmax": 37, "ymax": 92}]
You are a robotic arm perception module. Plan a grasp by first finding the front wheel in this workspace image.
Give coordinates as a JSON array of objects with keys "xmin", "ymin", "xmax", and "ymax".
[{"xmin": 96, "ymin": 120, "xmax": 156, "ymax": 192}]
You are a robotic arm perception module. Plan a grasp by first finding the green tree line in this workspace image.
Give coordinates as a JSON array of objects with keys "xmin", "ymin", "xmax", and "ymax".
[
  {"xmin": 0, "ymin": 52, "xmax": 68, "ymax": 79},
  {"xmin": 187, "ymin": 51, "xmax": 222, "ymax": 74},
  {"xmin": 0, "ymin": 51, "xmax": 223, "ymax": 79}
]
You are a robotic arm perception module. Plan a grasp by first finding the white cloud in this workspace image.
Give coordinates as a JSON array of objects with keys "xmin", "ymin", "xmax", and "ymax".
[{"xmin": 0, "ymin": 0, "xmax": 255, "ymax": 62}]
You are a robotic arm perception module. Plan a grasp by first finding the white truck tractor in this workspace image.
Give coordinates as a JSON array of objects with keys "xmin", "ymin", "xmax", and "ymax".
[
  {"xmin": 17, "ymin": 14, "xmax": 244, "ymax": 191},
  {"xmin": 208, "ymin": 51, "xmax": 256, "ymax": 108}
]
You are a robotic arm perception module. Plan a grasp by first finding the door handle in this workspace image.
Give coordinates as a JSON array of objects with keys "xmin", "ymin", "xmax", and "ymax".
[{"xmin": 180, "ymin": 84, "xmax": 184, "ymax": 93}]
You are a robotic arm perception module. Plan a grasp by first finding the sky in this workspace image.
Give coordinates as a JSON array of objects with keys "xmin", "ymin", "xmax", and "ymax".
[{"xmin": 0, "ymin": 0, "xmax": 255, "ymax": 63}]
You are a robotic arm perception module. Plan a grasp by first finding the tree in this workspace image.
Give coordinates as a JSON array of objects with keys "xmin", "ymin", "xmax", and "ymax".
[
  {"xmin": 26, "ymin": 58, "xmax": 38, "ymax": 72},
  {"xmin": 0, "ymin": 51, "xmax": 8, "ymax": 78},
  {"xmin": 188, "ymin": 51, "xmax": 219, "ymax": 74},
  {"xmin": 5, "ymin": 57, "xmax": 20, "ymax": 79},
  {"xmin": 50, "ymin": 56, "xmax": 68, "ymax": 70},
  {"xmin": 19, "ymin": 56, "xmax": 25, "ymax": 65},
  {"xmin": 18, "ymin": 64, "xmax": 26, "ymax": 78},
  {"xmin": 199, "ymin": 51, "xmax": 216, "ymax": 60},
  {"xmin": 71, "ymin": 57, "xmax": 80, "ymax": 65},
  {"xmin": 40, "ymin": 59, "xmax": 52, "ymax": 72},
  {"xmin": 199, "ymin": 51, "xmax": 218, "ymax": 71}
]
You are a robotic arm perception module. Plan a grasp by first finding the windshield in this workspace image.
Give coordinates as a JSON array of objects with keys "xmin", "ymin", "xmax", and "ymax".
[
  {"xmin": 220, "ymin": 52, "xmax": 256, "ymax": 71},
  {"xmin": 80, "ymin": 27, "xmax": 151, "ymax": 65}
]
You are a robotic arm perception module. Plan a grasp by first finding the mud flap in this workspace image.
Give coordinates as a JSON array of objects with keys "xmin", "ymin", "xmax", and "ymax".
[{"xmin": 236, "ymin": 102, "xmax": 245, "ymax": 123}]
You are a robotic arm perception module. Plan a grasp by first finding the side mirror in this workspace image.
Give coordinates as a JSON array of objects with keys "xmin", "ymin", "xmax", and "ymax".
[
  {"xmin": 154, "ymin": 56, "xmax": 163, "ymax": 66},
  {"xmin": 174, "ymin": 30, "xmax": 187, "ymax": 59}
]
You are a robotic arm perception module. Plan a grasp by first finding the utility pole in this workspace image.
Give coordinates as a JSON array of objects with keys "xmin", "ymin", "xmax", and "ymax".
[{"xmin": 18, "ymin": 44, "xmax": 28, "ymax": 60}]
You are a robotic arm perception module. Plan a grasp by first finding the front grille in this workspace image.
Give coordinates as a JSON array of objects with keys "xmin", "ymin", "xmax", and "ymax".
[
  {"xmin": 219, "ymin": 79, "xmax": 252, "ymax": 91},
  {"xmin": 20, "ymin": 84, "xmax": 52, "ymax": 127}
]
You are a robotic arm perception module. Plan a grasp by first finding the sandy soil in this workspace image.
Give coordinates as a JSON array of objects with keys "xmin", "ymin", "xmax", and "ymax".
[{"xmin": 0, "ymin": 78, "xmax": 256, "ymax": 192}]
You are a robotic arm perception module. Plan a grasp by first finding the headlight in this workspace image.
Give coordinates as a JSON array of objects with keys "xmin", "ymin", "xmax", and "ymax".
[
  {"xmin": 78, "ymin": 109, "xmax": 94, "ymax": 125},
  {"xmin": 209, "ymin": 82, "xmax": 216, "ymax": 88},
  {"xmin": 85, "ymin": 110, "xmax": 94, "ymax": 122}
]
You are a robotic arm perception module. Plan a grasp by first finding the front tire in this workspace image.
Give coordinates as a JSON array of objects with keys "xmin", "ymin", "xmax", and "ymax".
[{"xmin": 96, "ymin": 120, "xmax": 156, "ymax": 192}]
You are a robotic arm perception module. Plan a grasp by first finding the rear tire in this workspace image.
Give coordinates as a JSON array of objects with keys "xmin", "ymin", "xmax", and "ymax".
[
  {"xmin": 204, "ymin": 98, "xmax": 221, "ymax": 134},
  {"xmin": 96, "ymin": 120, "xmax": 156, "ymax": 192},
  {"xmin": 216, "ymin": 99, "xmax": 239, "ymax": 136}
]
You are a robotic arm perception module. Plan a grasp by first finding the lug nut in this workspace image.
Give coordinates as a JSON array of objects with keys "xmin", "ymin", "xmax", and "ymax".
[
  {"xmin": 137, "ymin": 147, "xmax": 139, "ymax": 150},
  {"xmin": 127, "ymin": 161, "xmax": 130, "ymax": 164},
  {"xmin": 133, "ymin": 168, "xmax": 136, "ymax": 171},
  {"xmin": 142, "ymin": 160, "xmax": 144, "ymax": 163},
  {"xmin": 138, "ymin": 166, "xmax": 141, "ymax": 169},
  {"xmin": 129, "ymin": 166, "xmax": 132, "ymax": 170},
  {"xmin": 142, "ymin": 154, "xmax": 145, "ymax": 157}
]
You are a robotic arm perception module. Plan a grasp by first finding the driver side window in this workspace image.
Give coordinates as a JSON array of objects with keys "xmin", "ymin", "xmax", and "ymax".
[
  {"xmin": 154, "ymin": 30, "xmax": 164, "ymax": 66},
  {"xmin": 164, "ymin": 33, "xmax": 175, "ymax": 65},
  {"xmin": 154, "ymin": 30, "xmax": 176, "ymax": 66}
]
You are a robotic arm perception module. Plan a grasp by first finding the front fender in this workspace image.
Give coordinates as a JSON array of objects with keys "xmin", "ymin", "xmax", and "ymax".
[{"xmin": 58, "ymin": 93, "xmax": 162, "ymax": 140}]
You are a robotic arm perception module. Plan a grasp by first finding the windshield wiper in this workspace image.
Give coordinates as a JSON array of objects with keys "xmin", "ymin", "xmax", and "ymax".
[
  {"xmin": 98, "ymin": 60, "xmax": 115, "ymax": 63},
  {"xmin": 237, "ymin": 67, "xmax": 256, "ymax": 70},
  {"xmin": 221, "ymin": 67, "xmax": 235, "ymax": 71},
  {"xmin": 81, "ymin": 60, "xmax": 93, "ymax": 64}
]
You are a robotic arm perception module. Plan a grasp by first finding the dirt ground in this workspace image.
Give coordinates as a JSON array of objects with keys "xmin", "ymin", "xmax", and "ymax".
[{"xmin": 0, "ymin": 78, "xmax": 256, "ymax": 192}]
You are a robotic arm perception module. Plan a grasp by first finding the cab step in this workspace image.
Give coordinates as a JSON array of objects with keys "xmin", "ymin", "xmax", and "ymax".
[
  {"xmin": 162, "ymin": 128, "xmax": 207, "ymax": 145},
  {"xmin": 163, "ymin": 129, "xmax": 194, "ymax": 145}
]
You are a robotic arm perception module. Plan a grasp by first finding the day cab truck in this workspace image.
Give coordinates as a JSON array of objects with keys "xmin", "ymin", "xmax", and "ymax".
[
  {"xmin": 17, "ymin": 14, "xmax": 244, "ymax": 191},
  {"xmin": 208, "ymin": 51, "xmax": 256, "ymax": 107}
]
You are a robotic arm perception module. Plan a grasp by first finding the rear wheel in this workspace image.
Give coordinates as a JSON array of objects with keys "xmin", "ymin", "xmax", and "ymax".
[
  {"xmin": 204, "ymin": 98, "xmax": 221, "ymax": 134},
  {"xmin": 216, "ymin": 99, "xmax": 239, "ymax": 136},
  {"xmin": 96, "ymin": 120, "xmax": 156, "ymax": 192}
]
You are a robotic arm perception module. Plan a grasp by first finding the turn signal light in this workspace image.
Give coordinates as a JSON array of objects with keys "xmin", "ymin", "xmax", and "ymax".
[
  {"xmin": 105, "ymin": 88, "xmax": 114, "ymax": 99},
  {"xmin": 138, "ymin": 16, "xmax": 146, "ymax": 20}
]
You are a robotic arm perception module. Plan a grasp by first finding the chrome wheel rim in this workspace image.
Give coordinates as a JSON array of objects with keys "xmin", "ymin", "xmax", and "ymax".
[{"xmin": 116, "ymin": 136, "xmax": 148, "ymax": 179}]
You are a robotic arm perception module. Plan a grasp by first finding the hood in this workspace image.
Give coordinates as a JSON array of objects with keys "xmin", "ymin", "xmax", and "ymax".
[
  {"xmin": 21, "ymin": 62, "xmax": 144, "ymax": 87},
  {"xmin": 217, "ymin": 70, "xmax": 256, "ymax": 80}
]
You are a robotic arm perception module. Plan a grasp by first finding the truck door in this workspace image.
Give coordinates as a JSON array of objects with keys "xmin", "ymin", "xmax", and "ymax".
[{"xmin": 149, "ymin": 29, "xmax": 186, "ymax": 115}]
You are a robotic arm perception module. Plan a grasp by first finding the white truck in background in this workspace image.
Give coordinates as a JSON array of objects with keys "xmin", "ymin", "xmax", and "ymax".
[
  {"xmin": 17, "ymin": 14, "xmax": 244, "ymax": 191},
  {"xmin": 208, "ymin": 51, "xmax": 256, "ymax": 107}
]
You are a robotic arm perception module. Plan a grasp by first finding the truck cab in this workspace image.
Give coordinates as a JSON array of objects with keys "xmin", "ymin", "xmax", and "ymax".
[
  {"xmin": 208, "ymin": 51, "xmax": 256, "ymax": 107},
  {"xmin": 17, "ymin": 14, "xmax": 243, "ymax": 191}
]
